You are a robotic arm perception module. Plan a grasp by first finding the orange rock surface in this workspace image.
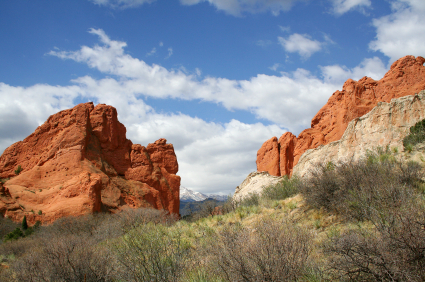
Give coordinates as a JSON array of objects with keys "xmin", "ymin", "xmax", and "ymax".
[
  {"xmin": 0, "ymin": 102, "xmax": 180, "ymax": 224},
  {"xmin": 257, "ymin": 55, "xmax": 425, "ymax": 177}
]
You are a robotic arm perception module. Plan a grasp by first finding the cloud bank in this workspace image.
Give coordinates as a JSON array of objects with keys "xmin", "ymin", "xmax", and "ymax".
[{"xmin": 4, "ymin": 2, "xmax": 416, "ymax": 194}]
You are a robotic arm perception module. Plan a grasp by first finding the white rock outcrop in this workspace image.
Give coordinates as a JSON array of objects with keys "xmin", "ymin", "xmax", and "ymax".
[
  {"xmin": 293, "ymin": 91, "xmax": 425, "ymax": 178},
  {"xmin": 233, "ymin": 171, "xmax": 283, "ymax": 201}
]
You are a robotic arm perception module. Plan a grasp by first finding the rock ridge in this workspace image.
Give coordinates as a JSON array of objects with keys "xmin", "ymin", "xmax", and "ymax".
[
  {"xmin": 257, "ymin": 55, "xmax": 425, "ymax": 177},
  {"xmin": 293, "ymin": 90, "xmax": 425, "ymax": 178}
]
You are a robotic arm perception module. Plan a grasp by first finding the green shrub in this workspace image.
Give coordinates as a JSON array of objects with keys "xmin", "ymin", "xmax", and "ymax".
[
  {"xmin": 405, "ymin": 143, "xmax": 414, "ymax": 153},
  {"xmin": 14, "ymin": 165, "xmax": 22, "ymax": 175},
  {"xmin": 4, "ymin": 228, "xmax": 24, "ymax": 241},
  {"xmin": 113, "ymin": 223, "xmax": 190, "ymax": 282},
  {"xmin": 403, "ymin": 118, "xmax": 425, "ymax": 149},
  {"xmin": 262, "ymin": 175, "xmax": 300, "ymax": 201},
  {"xmin": 325, "ymin": 204, "xmax": 425, "ymax": 281},
  {"xmin": 209, "ymin": 218, "xmax": 315, "ymax": 281},
  {"xmin": 21, "ymin": 216, "xmax": 28, "ymax": 231},
  {"xmin": 236, "ymin": 192, "xmax": 260, "ymax": 207},
  {"xmin": 300, "ymin": 148, "xmax": 424, "ymax": 221}
]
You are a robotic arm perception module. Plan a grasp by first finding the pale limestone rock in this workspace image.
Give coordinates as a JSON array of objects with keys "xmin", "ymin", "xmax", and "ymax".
[
  {"xmin": 293, "ymin": 91, "xmax": 425, "ymax": 178},
  {"xmin": 233, "ymin": 171, "xmax": 283, "ymax": 201}
]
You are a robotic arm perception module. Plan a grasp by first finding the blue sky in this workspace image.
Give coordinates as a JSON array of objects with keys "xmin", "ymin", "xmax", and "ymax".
[{"xmin": 1, "ymin": 0, "xmax": 424, "ymax": 195}]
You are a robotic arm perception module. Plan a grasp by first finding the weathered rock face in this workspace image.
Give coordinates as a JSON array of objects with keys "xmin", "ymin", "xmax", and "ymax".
[
  {"xmin": 233, "ymin": 171, "xmax": 283, "ymax": 201},
  {"xmin": 257, "ymin": 55, "xmax": 425, "ymax": 177},
  {"xmin": 256, "ymin": 137, "xmax": 280, "ymax": 177},
  {"xmin": 0, "ymin": 102, "xmax": 180, "ymax": 224},
  {"xmin": 293, "ymin": 91, "xmax": 425, "ymax": 178}
]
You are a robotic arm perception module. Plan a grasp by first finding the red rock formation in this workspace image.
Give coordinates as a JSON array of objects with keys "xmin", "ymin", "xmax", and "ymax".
[
  {"xmin": 0, "ymin": 103, "xmax": 180, "ymax": 224},
  {"xmin": 257, "ymin": 55, "xmax": 425, "ymax": 176},
  {"xmin": 256, "ymin": 137, "xmax": 280, "ymax": 177}
]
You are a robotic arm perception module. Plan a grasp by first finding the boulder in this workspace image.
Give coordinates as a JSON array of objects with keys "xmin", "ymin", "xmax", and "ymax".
[
  {"xmin": 257, "ymin": 55, "xmax": 425, "ymax": 177},
  {"xmin": 0, "ymin": 103, "xmax": 180, "ymax": 224},
  {"xmin": 233, "ymin": 171, "xmax": 283, "ymax": 201}
]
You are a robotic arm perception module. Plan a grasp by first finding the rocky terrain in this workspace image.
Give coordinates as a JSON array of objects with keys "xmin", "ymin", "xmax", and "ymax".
[
  {"xmin": 293, "ymin": 90, "xmax": 425, "ymax": 177},
  {"xmin": 0, "ymin": 102, "xmax": 180, "ymax": 224},
  {"xmin": 233, "ymin": 171, "xmax": 283, "ymax": 201},
  {"xmin": 257, "ymin": 55, "xmax": 425, "ymax": 177}
]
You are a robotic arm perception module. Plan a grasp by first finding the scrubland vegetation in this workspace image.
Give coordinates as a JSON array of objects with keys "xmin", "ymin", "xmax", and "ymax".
[{"xmin": 1, "ymin": 122, "xmax": 425, "ymax": 281}]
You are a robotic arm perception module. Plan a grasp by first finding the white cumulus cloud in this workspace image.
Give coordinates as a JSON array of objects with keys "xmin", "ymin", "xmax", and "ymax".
[
  {"xmin": 278, "ymin": 33, "xmax": 323, "ymax": 59},
  {"xmin": 49, "ymin": 29, "xmax": 338, "ymax": 132},
  {"xmin": 179, "ymin": 0, "xmax": 298, "ymax": 16},
  {"xmin": 330, "ymin": 0, "xmax": 371, "ymax": 15},
  {"xmin": 321, "ymin": 57, "xmax": 387, "ymax": 87},
  {"xmin": 90, "ymin": 0, "xmax": 156, "ymax": 9},
  {"xmin": 369, "ymin": 0, "xmax": 425, "ymax": 63}
]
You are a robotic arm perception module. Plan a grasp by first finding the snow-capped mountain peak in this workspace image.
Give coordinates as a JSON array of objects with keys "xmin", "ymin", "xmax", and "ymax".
[{"xmin": 180, "ymin": 187, "xmax": 207, "ymax": 201}]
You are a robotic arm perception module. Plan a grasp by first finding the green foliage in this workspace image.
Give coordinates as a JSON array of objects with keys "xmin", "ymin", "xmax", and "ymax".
[
  {"xmin": 236, "ymin": 192, "xmax": 260, "ymax": 207},
  {"xmin": 4, "ymin": 228, "xmax": 24, "ymax": 242},
  {"xmin": 403, "ymin": 118, "xmax": 425, "ymax": 149},
  {"xmin": 325, "ymin": 161, "xmax": 335, "ymax": 171},
  {"xmin": 33, "ymin": 220, "xmax": 41, "ymax": 229},
  {"xmin": 301, "ymin": 147, "xmax": 424, "ymax": 221},
  {"xmin": 38, "ymin": 210, "xmax": 42, "ymax": 215},
  {"xmin": 209, "ymin": 218, "xmax": 314, "ymax": 281},
  {"xmin": 262, "ymin": 175, "xmax": 300, "ymax": 201},
  {"xmin": 21, "ymin": 216, "xmax": 28, "ymax": 231},
  {"xmin": 325, "ymin": 204, "xmax": 425, "ymax": 281},
  {"xmin": 113, "ymin": 223, "xmax": 190, "ymax": 282},
  {"xmin": 0, "ymin": 178, "xmax": 10, "ymax": 184},
  {"xmin": 3, "ymin": 219, "xmax": 40, "ymax": 242},
  {"xmin": 14, "ymin": 165, "xmax": 22, "ymax": 175}
]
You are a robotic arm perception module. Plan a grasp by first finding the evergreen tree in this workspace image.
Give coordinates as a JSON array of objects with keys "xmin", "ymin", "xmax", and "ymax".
[{"xmin": 22, "ymin": 216, "xmax": 28, "ymax": 230}]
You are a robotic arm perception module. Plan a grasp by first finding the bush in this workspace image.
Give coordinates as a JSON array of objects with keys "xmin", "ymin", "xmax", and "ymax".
[
  {"xmin": 0, "ymin": 217, "xmax": 19, "ymax": 241},
  {"xmin": 262, "ymin": 175, "xmax": 300, "ymax": 201},
  {"xmin": 324, "ymin": 204, "xmax": 425, "ymax": 281},
  {"xmin": 4, "ymin": 228, "xmax": 24, "ymax": 242},
  {"xmin": 1, "ymin": 208, "xmax": 179, "ymax": 281},
  {"xmin": 300, "ymin": 149, "xmax": 424, "ymax": 221},
  {"xmin": 14, "ymin": 165, "xmax": 22, "ymax": 175},
  {"xmin": 236, "ymin": 192, "xmax": 260, "ymax": 208},
  {"xmin": 209, "ymin": 218, "xmax": 314, "ymax": 281},
  {"xmin": 11, "ymin": 233, "xmax": 117, "ymax": 282},
  {"xmin": 113, "ymin": 223, "xmax": 190, "ymax": 282},
  {"xmin": 403, "ymin": 118, "xmax": 425, "ymax": 149}
]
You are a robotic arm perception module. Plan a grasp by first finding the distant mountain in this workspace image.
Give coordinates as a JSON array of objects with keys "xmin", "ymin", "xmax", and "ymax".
[
  {"xmin": 180, "ymin": 187, "xmax": 229, "ymax": 216},
  {"xmin": 180, "ymin": 187, "xmax": 207, "ymax": 202},
  {"xmin": 180, "ymin": 187, "xmax": 229, "ymax": 202},
  {"xmin": 207, "ymin": 194, "xmax": 229, "ymax": 201}
]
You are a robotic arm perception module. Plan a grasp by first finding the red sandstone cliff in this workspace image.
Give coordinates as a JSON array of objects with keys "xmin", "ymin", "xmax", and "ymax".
[
  {"xmin": 0, "ymin": 103, "xmax": 180, "ymax": 224},
  {"xmin": 257, "ymin": 55, "xmax": 425, "ymax": 177}
]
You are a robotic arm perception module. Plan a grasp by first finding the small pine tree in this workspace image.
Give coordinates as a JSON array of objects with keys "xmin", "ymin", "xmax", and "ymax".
[
  {"xmin": 15, "ymin": 165, "xmax": 23, "ymax": 175},
  {"xmin": 22, "ymin": 216, "xmax": 28, "ymax": 230}
]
